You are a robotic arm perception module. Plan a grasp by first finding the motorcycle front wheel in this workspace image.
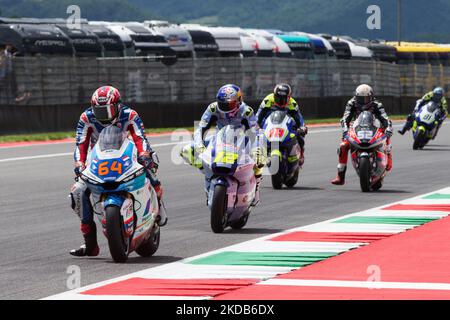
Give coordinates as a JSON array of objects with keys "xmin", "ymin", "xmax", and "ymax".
[
  {"xmin": 210, "ymin": 184, "xmax": 228, "ymax": 233},
  {"xmin": 359, "ymin": 157, "xmax": 371, "ymax": 193},
  {"xmin": 105, "ymin": 205, "xmax": 128, "ymax": 263},
  {"xmin": 413, "ymin": 131, "xmax": 425, "ymax": 150},
  {"xmin": 270, "ymin": 155, "xmax": 283, "ymax": 189}
]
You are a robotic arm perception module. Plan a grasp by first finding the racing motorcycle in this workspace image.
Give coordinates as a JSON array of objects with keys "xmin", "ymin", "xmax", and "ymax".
[
  {"xmin": 345, "ymin": 111, "xmax": 388, "ymax": 192},
  {"xmin": 412, "ymin": 101, "xmax": 441, "ymax": 150},
  {"xmin": 196, "ymin": 125, "xmax": 258, "ymax": 233},
  {"xmin": 79, "ymin": 125, "xmax": 161, "ymax": 262},
  {"xmin": 262, "ymin": 109, "xmax": 301, "ymax": 189}
]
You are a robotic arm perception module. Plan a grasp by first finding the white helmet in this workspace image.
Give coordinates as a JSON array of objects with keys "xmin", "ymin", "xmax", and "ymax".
[{"xmin": 355, "ymin": 84, "xmax": 374, "ymax": 106}]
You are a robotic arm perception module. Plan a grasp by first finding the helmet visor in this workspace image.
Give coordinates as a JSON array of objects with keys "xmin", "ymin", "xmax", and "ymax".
[
  {"xmin": 356, "ymin": 95, "xmax": 371, "ymax": 106},
  {"xmin": 93, "ymin": 104, "xmax": 118, "ymax": 123},
  {"xmin": 432, "ymin": 94, "xmax": 442, "ymax": 103},
  {"xmin": 217, "ymin": 100, "xmax": 239, "ymax": 113},
  {"xmin": 274, "ymin": 94, "xmax": 288, "ymax": 107}
]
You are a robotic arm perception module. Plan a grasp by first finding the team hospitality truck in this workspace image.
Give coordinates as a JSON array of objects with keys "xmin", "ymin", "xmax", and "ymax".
[
  {"xmin": 201, "ymin": 26, "xmax": 243, "ymax": 58},
  {"xmin": 338, "ymin": 37, "xmax": 374, "ymax": 60},
  {"xmin": 83, "ymin": 25, "xmax": 126, "ymax": 57},
  {"xmin": 290, "ymin": 32, "xmax": 336, "ymax": 59},
  {"xmin": 357, "ymin": 40, "xmax": 397, "ymax": 63},
  {"xmin": 55, "ymin": 25, "xmax": 104, "ymax": 57},
  {"xmin": 277, "ymin": 34, "xmax": 314, "ymax": 59},
  {"xmin": 245, "ymin": 29, "xmax": 276, "ymax": 57},
  {"xmin": 388, "ymin": 42, "xmax": 450, "ymax": 66},
  {"xmin": 246, "ymin": 29, "xmax": 291, "ymax": 57},
  {"xmin": 183, "ymin": 29, "xmax": 220, "ymax": 58},
  {"xmin": 90, "ymin": 22, "xmax": 136, "ymax": 56},
  {"xmin": 144, "ymin": 20, "xmax": 194, "ymax": 58},
  {"xmin": 0, "ymin": 23, "xmax": 74, "ymax": 56}
]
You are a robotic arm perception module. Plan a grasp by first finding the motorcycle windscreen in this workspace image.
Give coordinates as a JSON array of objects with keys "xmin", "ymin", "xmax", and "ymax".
[
  {"xmin": 212, "ymin": 126, "xmax": 248, "ymax": 170},
  {"xmin": 98, "ymin": 125, "xmax": 126, "ymax": 151},
  {"xmin": 270, "ymin": 110, "xmax": 287, "ymax": 124},
  {"xmin": 353, "ymin": 111, "xmax": 377, "ymax": 142},
  {"xmin": 425, "ymin": 102, "xmax": 439, "ymax": 113}
]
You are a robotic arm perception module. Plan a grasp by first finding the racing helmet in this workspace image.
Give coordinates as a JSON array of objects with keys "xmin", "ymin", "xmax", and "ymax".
[
  {"xmin": 355, "ymin": 84, "xmax": 374, "ymax": 107},
  {"xmin": 273, "ymin": 83, "xmax": 292, "ymax": 107},
  {"xmin": 91, "ymin": 86, "xmax": 122, "ymax": 124},
  {"xmin": 216, "ymin": 84, "xmax": 242, "ymax": 114},
  {"xmin": 432, "ymin": 87, "xmax": 444, "ymax": 103}
]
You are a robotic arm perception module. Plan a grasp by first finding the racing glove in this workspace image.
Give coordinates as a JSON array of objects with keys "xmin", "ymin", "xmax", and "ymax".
[
  {"xmin": 194, "ymin": 143, "xmax": 206, "ymax": 155},
  {"xmin": 74, "ymin": 161, "xmax": 85, "ymax": 178},
  {"xmin": 252, "ymin": 146, "xmax": 267, "ymax": 168},
  {"xmin": 138, "ymin": 151, "xmax": 159, "ymax": 173},
  {"xmin": 297, "ymin": 126, "xmax": 308, "ymax": 137},
  {"xmin": 385, "ymin": 127, "xmax": 393, "ymax": 138}
]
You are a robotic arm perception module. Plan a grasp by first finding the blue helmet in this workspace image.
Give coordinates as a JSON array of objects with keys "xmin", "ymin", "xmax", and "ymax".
[
  {"xmin": 216, "ymin": 84, "xmax": 242, "ymax": 114},
  {"xmin": 432, "ymin": 87, "xmax": 444, "ymax": 103}
]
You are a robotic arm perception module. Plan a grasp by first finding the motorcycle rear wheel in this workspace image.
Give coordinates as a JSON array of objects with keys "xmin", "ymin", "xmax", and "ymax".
[
  {"xmin": 372, "ymin": 179, "xmax": 383, "ymax": 191},
  {"xmin": 359, "ymin": 157, "xmax": 371, "ymax": 193},
  {"xmin": 106, "ymin": 205, "xmax": 128, "ymax": 263},
  {"xmin": 210, "ymin": 184, "xmax": 228, "ymax": 233},
  {"xmin": 230, "ymin": 210, "xmax": 250, "ymax": 230},
  {"xmin": 285, "ymin": 167, "xmax": 299, "ymax": 188},
  {"xmin": 135, "ymin": 226, "xmax": 160, "ymax": 257}
]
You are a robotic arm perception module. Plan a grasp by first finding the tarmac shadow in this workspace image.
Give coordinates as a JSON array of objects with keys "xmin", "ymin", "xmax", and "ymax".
[
  {"xmin": 225, "ymin": 228, "xmax": 284, "ymax": 235},
  {"xmin": 262, "ymin": 186, "xmax": 324, "ymax": 191},
  {"xmin": 105, "ymin": 255, "xmax": 183, "ymax": 265}
]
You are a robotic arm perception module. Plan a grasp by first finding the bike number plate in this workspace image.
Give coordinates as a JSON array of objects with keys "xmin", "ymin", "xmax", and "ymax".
[{"xmin": 357, "ymin": 130, "xmax": 374, "ymax": 140}]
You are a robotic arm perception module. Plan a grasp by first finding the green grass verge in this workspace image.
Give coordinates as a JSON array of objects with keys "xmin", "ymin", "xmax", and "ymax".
[{"xmin": 0, "ymin": 116, "xmax": 407, "ymax": 143}]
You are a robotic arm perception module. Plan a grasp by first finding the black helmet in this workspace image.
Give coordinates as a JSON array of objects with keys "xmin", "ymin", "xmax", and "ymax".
[{"xmin": 273, "ymin": 83, "xmax": 292, "ymax": 107}]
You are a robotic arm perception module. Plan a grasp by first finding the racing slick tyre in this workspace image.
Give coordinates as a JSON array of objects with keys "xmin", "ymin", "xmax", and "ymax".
[
  {"xmin": 413, "ymin": 131, "xmax": 425, "ymax": 150},
  {"xmin": 270, "ymin": 155, "xmax": 283, "ymax": 190},
  {"xmin": 230, "ymin": 210, "xmax": 250, "ymax": 230},
  {"xmin": 359, "ymin": 157, "xmax": 371, "ymax": 193},
  {"xmin": 372, "ymin": 179, "xmax": 383, "ymax": 191},
  {"xmin": 211, "ymin": 185, "xmax": 228, "ymax": 233},
  {"xmin": 136, "ymin": 226, "xmax": 160, "ymax": 257},
  {"xmin": 285, "ymin": 167, "xmax": 299, "ymax": 188},
  {"xmin": 105, "ymin": 205, "xmax": 128, "ymax": 263}
]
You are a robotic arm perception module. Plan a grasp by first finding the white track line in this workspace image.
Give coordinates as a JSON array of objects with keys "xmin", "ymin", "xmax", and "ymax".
[
  {"xmin": 0, "ymin": 142, "xmax": 182, "ymax": 163},
  {"xmin": 259, "ymin": 279, "xmax": 450, "ymax": 291},
  {"xmin": 2, "ymin": 121, "xmax": 448, "ymax": 163}
]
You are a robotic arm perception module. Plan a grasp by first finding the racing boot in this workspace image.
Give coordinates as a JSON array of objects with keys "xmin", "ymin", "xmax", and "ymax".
[
  {"xmin": 331, "ymin": 166, "xmax": 347, "ymax": 185},
  {"xmin": 299, "ymin": 147, "xmax": 305, "ymax": 167},
  {"xmin": 386, "ymin": 153, "xmax": 393, "ymax": 171},
  {"xmin": 398, "ymin": 115, "xmax": 414, "ymax": 135},
  {"xmin": 251, "ymin": 174, "xmax": 262, "ymax": 207},
  {"xmin": 70, "ymin": 222, "xmax": 99, "ymax": 257},
  {"xmin": 154, "ymin": 183, "xmax": 168, "ymax": 226}
]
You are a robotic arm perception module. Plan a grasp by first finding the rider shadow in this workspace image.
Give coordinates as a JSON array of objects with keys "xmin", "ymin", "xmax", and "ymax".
[
  {"xmin": 105, "ymin": 255, "xmax": 183, "ymax": 265},
  {"xmin": 372, "ymin": 189, "xmax": 413, "ymax": 194},
  {"xmin": 420, "ymin": 146, "xmax": 450, "ymax": 152},
  {"xmin": 224, "ymin": 228, "xmax": 284, "ymax": 235},
  {"xmin": 334, "ymin": 188, "xmax": 412, "ymax": 194},
  {"xmin": 261, "ymin": 186, "xmax": 324, "ymax": 191}
]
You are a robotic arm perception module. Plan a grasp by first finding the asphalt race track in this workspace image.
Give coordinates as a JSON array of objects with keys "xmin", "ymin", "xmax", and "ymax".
[{"xmin": 1, "ymin": 123, "xmax": 449, "ymax": 299}]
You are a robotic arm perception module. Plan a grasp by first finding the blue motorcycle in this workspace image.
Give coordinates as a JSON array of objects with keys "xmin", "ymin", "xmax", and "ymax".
[{"xmin": 262, "ymin": 109, "xmax": 301, "ymax": 189}]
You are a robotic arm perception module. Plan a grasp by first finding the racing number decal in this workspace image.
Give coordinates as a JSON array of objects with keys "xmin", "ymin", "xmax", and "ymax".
[{"xmin": 98, "ymin": 161, "xmax": 123, "ymax": 176}]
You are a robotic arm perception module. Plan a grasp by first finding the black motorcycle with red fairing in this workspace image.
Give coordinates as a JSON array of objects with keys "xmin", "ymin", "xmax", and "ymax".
[{"xmin": 345, "ymin": 111, "xmax": 389, "ymax": 192}]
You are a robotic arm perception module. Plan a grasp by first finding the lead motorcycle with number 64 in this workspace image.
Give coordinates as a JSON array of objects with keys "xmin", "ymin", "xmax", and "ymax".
[{"xmin": 79, "ymin": 125, "xmax": 161, "ymax": 263}]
